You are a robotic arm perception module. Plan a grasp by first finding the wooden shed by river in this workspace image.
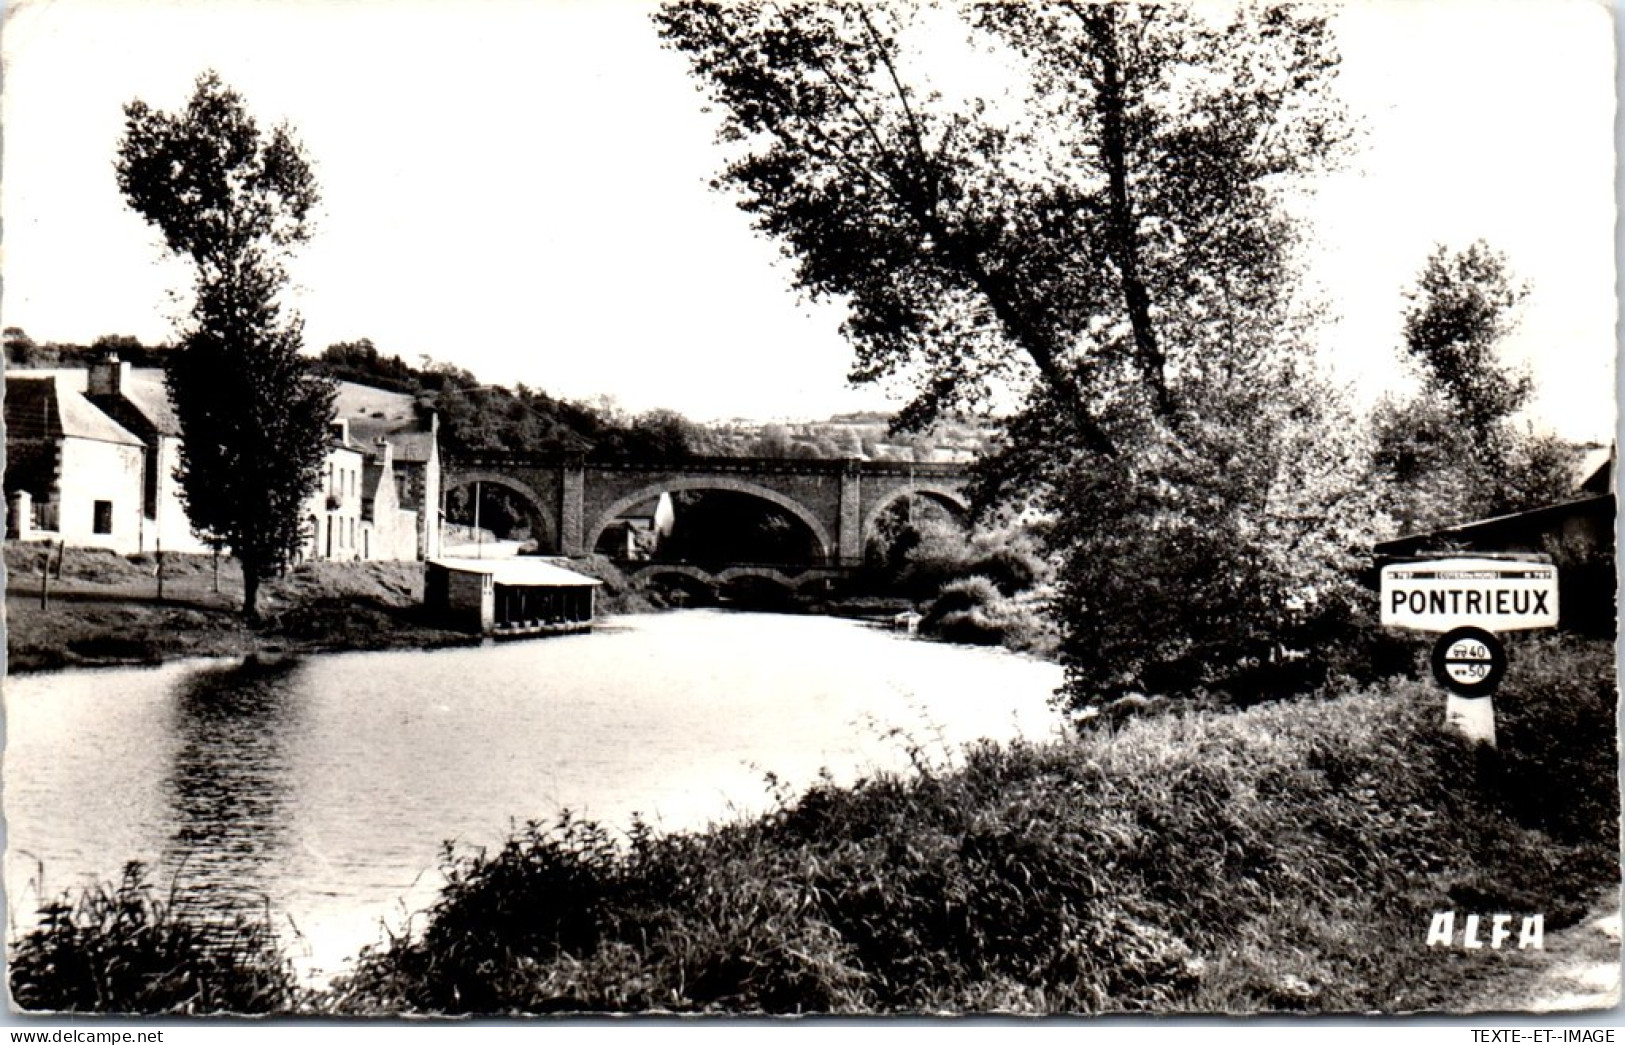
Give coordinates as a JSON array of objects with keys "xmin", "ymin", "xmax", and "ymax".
[{"xmin": 425, "ymin": 557, "xmax": 601, "ymax": 636}]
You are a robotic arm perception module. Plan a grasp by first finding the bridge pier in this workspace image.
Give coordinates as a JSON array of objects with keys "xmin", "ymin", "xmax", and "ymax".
[
  {"xmin": 838, "ymin": 460, "xmax": 863, "ymax": 566},
  {"xmin": 561, "ymin": 457, "xmax": 585, "ymax": 556}
]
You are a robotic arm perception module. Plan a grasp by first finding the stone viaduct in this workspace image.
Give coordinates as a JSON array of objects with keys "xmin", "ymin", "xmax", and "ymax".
[{"xmin": 442, "ymin": 453, "xmax": 971, "ymax": 570}]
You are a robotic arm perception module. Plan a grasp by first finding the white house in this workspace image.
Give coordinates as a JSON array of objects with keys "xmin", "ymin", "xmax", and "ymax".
[{"xmin": 5, "ymin": 373, "xmax": 147, "ymax": 553}]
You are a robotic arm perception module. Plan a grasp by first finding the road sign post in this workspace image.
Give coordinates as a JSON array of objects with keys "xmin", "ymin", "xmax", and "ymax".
[
  {"xmin": 1429, "ymin": 625, "xmax": 1508, "ymax": 747},
  {"xmin": 1378, "ymin": 556, "xmax": 1558, "ymax": 748}
]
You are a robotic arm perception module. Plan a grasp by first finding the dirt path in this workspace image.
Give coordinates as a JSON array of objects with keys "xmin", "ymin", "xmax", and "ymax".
[{"xmin": 1461, "ymin": 885, "xmax": 1621, "ymax": 1014}]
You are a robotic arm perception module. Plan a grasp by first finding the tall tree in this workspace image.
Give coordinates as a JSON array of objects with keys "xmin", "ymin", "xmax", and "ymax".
[
  {"xmin": 1402, "ymin": 241, "xmax": 1532, "ymax": 440},
  {"xmin": 1375, "ymin": 242, "xmax": 1574, "ymax": 533},
  {"xmin": 116, "ymin": 71, "xmax": 334, "ymax": 619},
  {"xmin": 660, "ymin": 2, "xmax": 1369, "ymax": 705}
]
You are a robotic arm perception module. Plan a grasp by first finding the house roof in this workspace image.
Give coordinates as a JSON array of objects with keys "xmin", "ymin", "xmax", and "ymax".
[
  {"xmin": 349, "ymin": 418, "xmax": 436, "ymax": 463},
  {"xmin": 114, "ymin": 370, "xmax": 181, "ymax": 436},
  {"xmin": 1577, "ymin": 444, "xmax": 1614, "ymax": 494},
  {"xmin": 23, "ymin": 366, "xmax": 433, "ymax": 444},
  {"xmin": 428, "ymin": 557, "xmax": 603, "ymax": 587},
  {"xmin": 335, "ymin": 383, "xmax": 438, "ymax": 462},
  {"xmin": 619, "ymin": 495, "xmax": 667, "ymax": 521},
  {"xmin": 5, "ymin": 375, "xmax": 145, "ymax": 447},
  {"xmin": 19, "ymin": 366, "xmax": 181, "ymax": 436}
]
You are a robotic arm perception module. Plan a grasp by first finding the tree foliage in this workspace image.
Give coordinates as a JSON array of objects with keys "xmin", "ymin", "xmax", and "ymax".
[
  {"xmin": 660, "ymin": 1, "xmax": 1369, "ymax": 706},
  {"xmin": 1373, "ymin": 243, "xmax": 1576, "ymax": 534},
  {"xmin": 4, "ymin": 330, "xmax": 173, "ymax": 369},
  {"xmin": 116, "ymin": 72, "xmax": 334, "ymax": 618},
  {"xmin": 1401, "ymin": 241, "xmax": 1532, "ymax": 440}
]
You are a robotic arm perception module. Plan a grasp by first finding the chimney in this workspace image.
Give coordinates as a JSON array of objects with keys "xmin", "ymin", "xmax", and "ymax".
[
  {"xmin": 87, "ymin": 351, "xmax": 130, "ymax": 399},
  {"xmin": 330, "ymin": 418, "xmax": 350, "ymax": 445},
  {"xmin": 375, "ymin": 436, "xmax": 393, "ymax": 469}
]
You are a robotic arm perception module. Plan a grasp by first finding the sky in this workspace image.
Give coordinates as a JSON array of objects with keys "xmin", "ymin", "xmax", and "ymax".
[{"xmin": 1, "ymin": 0, "xmax": 1616, "ymax": 437}]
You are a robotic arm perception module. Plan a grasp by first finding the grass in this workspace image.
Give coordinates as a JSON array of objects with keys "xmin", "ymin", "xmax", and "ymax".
[
  {"xmin": 7, "ymin": 863, "xmax": 302, "ymax": 1015},
  {"xmin": 4, "ymin": 545, "xmax": 666, "ymax": 673},
  {"xmin": 10, "ymin": 634, "xmax": 1617, "ymax": 1015}
]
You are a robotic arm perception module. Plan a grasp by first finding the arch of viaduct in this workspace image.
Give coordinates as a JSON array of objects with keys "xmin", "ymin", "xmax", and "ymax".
[{"xmin": 442, "ymin": 453, "xmax": 971, "ymax": 568}]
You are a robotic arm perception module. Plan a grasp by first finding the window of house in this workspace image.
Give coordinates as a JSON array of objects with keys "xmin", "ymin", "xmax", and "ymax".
[{"xmin": 93, "ymin": 500, "xmax": 113, "ymax": 535}]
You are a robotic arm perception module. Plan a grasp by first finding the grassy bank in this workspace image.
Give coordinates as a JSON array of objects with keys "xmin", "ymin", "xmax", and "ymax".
[
  {"xmin": 321, "ymin": 638, "xmax": 1616, "ymax": 1014},
  {"xmin": 3, "ymin": 544, "xmax": 654, "ymax": 674},
  {"xmin": 12, "ymin": 635, "xmax": 1615, "ymax": 1015}
]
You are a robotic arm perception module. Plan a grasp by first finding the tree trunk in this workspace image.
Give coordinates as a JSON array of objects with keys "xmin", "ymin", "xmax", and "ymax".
[
  {"xmin": 242, "ymin": 564, "xmax": 262, "ymax": 623},
  {"xmin": 1084, "ymin": 7, "xmax": 1172, "ymax": 419}
]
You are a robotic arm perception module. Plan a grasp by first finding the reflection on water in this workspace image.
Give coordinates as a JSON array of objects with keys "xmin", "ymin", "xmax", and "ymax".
[
  {"xmin": 6, "ymin": 611, "xmax": 1063, "ymax": 980},
  {"xmin": 162, "ymin": 657, "xmax": 305, "ymax": 921}
]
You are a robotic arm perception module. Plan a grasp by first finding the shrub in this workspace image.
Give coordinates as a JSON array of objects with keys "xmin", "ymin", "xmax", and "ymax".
[
  {"xmin": 1479, "ymin": 634, "xmax": 1620, "ymax": 846},
  {"xmin": 919, "ymin": 576, "xmax": 1054, "ymax": 651},
  {"xmin": 964, "ymin": 543, "xmax": 1046, "ymax": 597},
  {"xmin": 919, "ymin": 576, "xmax": 1003, "ymax": 644},
  {"xmin": 556, "ymin": 553, "xmax": 657, "ymax": 613},
  {"xmin": 9, "ymin": 863, "xmax": 299, "ymax": 1014}
]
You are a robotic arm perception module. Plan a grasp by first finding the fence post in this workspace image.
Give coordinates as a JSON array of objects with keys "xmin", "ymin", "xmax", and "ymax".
[{"xmin": 12, "ymin": 490, "xmax": 32, "ymax": 542}]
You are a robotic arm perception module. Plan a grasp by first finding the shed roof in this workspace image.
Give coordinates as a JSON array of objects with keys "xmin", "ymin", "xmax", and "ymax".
[
  {"xmin": 428, "ymin": 557, "xmax": 603, "ymax": 587},
  {"xmin": 1373, "ymin": 493, "xmax": 1615, "ymax": 559}
]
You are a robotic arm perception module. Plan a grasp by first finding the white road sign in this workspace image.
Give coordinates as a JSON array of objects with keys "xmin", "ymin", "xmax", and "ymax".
[{"xmin": 1380, "ymin": 557, "xmax": 1558, "ymax": 633}]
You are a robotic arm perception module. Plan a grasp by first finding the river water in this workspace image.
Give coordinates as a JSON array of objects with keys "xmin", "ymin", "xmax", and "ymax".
[{"xmin": 4, "ymin": 610, "xmax": 1064, "ymax": 983}]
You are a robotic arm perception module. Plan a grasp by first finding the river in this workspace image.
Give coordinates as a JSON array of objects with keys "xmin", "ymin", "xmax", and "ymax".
[{"xmin": 4, "ymin": 610, "xmax": 1064, "ymax": 983}]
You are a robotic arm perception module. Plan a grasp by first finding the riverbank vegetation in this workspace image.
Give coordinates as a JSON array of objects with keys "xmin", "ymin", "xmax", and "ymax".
[
  {"xmin": 8, "ymin": 863, "xmax": 302, "ymax": 1015},
  {"xmin": 2, "ymin": 544, "xmax": 652, "ymax": 674},
  {"xmin": 321, "ymin": 634, "xmax": 1617, "ymax": 1014},
  {"xmin": 10, "ymin": 632, "xmax": 1614, "ymax": 1014}
]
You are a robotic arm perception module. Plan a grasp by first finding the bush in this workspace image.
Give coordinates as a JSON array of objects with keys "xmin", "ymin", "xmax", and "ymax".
[
  {"xmin": 9, "ymin": 863, "xmax": 299, "ymax": 1014},
  {"xmin": 919, "ymin": 576, "xmax": 1004, "ymax": 644},
  {"xmin": 1479, "ymin": 634, "xmax": 1620, "ymax": 846},
  {"xmin": 919, "ymin": 576, "xmax": 1054, "ymax": 652}
]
